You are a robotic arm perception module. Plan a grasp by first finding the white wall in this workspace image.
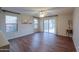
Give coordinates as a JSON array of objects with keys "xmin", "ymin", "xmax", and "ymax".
[
  {"xmin": 0, "ymin": 12, "xmax": 34, "ymax": 40},
  {"xmin": 73, "ymin": 8, "xmax": 79, "ymax": 51},
  {"xmin": 57, "ymin": 13, "xmax": 73, "ymax": 36}
]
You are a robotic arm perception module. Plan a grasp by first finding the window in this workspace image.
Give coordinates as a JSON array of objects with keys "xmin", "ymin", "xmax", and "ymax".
[
  {"xmin": 34, "ymin": 18, "xmax": 38, "ymax": 29},
  {"xmin": 5, "ymin": 15, "xmax": 18, "ymax": 32}
]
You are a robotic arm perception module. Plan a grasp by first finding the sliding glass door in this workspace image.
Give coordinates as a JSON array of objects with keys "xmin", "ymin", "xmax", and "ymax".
[
  {"xmin": 43, "ymin": 17, "xmax": 56, "ymax": 34},
  {"xmin": 49, "ymin": 19, "xmax": 56, "ymax": 34},
  {"xmin": 44, "ymin": 19, "xmax": 49, "ymax": 32}
]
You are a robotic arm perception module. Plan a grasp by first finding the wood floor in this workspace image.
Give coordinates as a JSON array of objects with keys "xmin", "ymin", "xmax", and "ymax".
[{"xmin": 9, "ymin": 32, "xmax": 76, "ymax": 52}]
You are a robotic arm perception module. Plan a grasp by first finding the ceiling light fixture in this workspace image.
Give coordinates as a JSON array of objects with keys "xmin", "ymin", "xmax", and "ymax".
[{"xmin": 39, "ymin": 10, "xmax": 47, "ymax": 17}]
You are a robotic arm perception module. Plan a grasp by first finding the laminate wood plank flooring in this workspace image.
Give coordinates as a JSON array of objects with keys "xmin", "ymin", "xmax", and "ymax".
[{"xmin": 9, "ymin": 32, "xmax": 76, "ymax": 52}]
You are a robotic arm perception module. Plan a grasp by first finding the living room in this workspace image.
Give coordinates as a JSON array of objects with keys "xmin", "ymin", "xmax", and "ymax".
[{"xmin": 0, "ymin": 7, "xmax": 78, "ymax": 52}]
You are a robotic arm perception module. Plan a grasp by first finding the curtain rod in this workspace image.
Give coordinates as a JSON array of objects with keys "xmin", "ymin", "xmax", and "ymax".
[
  {"xmin": 33, "ymin": 15, "xmax": 58, "ymax": 18},
  {"xmin": 1, "ymin": 10, "xmax": 20, "ymax": 14},
  {"xmin": 46, "ymin": 15, "xmax": 58, "ymax": 17}
]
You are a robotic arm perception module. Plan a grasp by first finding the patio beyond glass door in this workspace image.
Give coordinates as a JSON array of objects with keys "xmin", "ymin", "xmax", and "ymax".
[
  {"xmin": 43, "ymin": 18, "xmax": 56, "ymax": 34},
  {"xmin": 49, "ymin": 19, "xmax": 56, "ymax": 34}
]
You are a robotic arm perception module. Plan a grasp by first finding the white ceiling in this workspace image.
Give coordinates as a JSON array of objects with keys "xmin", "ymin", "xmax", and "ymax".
[{"xmin": 2, "ymin": 7, "xmax": 74, "ymax": 17}]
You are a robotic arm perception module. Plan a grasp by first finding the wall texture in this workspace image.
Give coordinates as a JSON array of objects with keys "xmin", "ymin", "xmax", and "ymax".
[
  {"xmin": 73, "ymin": 8, "xmax": 79, "ymax": 52},
  {"xmin": 0, "ymin": 12, "xmax": 34, "ymax": 40}
]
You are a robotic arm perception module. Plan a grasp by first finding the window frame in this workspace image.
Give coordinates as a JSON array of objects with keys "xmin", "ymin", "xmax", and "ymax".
[
  {"xmin": 34, "ymin": 18, "xmax": 38, "ymax": 29},
  {"xmin": 5, "ymin": 15, "xmax": 18, "ymax": 33}
]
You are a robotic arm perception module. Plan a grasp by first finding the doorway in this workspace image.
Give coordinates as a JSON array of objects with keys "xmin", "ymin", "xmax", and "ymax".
[{"xmin": 43, "ymin": 17, "xmax": 56, "ymax": 34}]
